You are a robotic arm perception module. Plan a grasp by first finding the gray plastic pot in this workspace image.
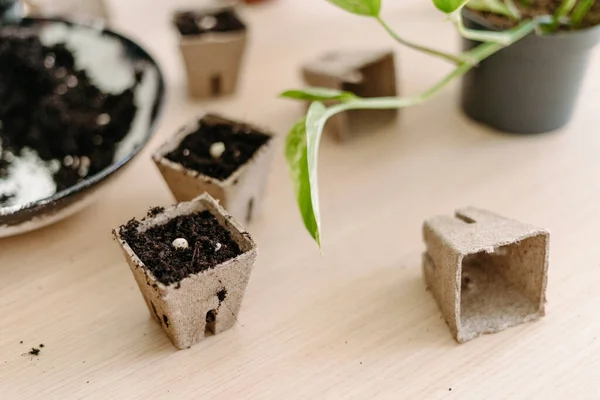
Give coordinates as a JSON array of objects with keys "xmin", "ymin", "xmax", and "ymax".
[{"xmin": 461, "ymin": 10, "xmax": 600, "ymax": 134}]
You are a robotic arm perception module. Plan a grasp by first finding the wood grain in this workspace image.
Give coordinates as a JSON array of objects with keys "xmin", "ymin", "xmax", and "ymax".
[{"xmin": 1, "ymin": 0, "xmax": 600, "ymax": 398}]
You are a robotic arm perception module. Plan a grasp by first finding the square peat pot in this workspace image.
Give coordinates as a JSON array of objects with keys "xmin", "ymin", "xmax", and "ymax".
[
  {"xmin": 173, "ymin": 7, "xmax": 247, "ymax": 98},
  {"xmin": 302, "ymin": 49, "xmax": 398, "ymax": 142},
  {"xmin": 113, "ymin": 193, "xmax": 257, "ymax": 349},
  {"xmin": 152, "ymin": 113, "xmax": 275, "ymax": 224},
  {"xmin": 422, "ymin": 207, "xmax": 549, "ymax": 343},
  {"xmin": 27, "ymin": 0, "xmax": 111, "ymax": 23}
]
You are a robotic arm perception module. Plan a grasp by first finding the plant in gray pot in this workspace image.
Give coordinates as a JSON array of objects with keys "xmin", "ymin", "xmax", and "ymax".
[
  {"xmin": 461, "ymin": 2, "xmax": 600, "ymax": 133},
  {"xmin": 280, "ymin": 0, "xmax": 600, "ymax": 247}
]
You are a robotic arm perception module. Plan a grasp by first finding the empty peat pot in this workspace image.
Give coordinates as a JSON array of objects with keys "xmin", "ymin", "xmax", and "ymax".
[
  {"xmin": 423, "ymin": 207, "xmax": 549, "ymax": 343},
  {"xmin": 113, "ymin": 193, "xmax": 257, "ymax": 349},
  {"xmin": 302, "ymin": 49, "xmax": 398, "ymax": 141},
  {"xmin": 461, "ymin": 9, "xmax": 600, "ymax": 134},
  {"xmin": 173, "ymin": 7, "xmax": 246, "ymax": 98},
  {"xmin": 152, "ymin": 113, "xmax": 274, "ymax": 224}
]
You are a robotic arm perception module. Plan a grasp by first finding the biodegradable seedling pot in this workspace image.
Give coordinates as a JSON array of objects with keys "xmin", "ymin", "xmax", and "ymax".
[
  {"xmin": 174, "ymin": 7, "xmax": 247, "ymax": 98},
  {"xmin": 152, "ymin": 113, "xmax": 274, "ymax": 224},
  {"xmin": 25, "ymin": 0, "xmax": 110, "ymax": 23},
  {"xmin": 302, "ymin": 49, "xmax": 398, "ymax": 141},
  {"xmin": 461, "ymin": 10, "xmax": 600, "ymax": 134},
  {"xmin": 113, "ymin": 193, "xmax": 257, "ymax": 349},
  {"xmin": 422, "ymin": 207, "xmax": 549, "ymax": 343}
]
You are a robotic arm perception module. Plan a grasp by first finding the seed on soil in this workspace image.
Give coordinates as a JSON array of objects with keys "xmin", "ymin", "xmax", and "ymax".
[
  {"xmin": 182, "ymin": 149, "xmax": 190, "ymax": 156},
  {"xmin": 55, "ymin": 67, "xmax": 67, "ymax": 79},
  {"xmin": 63, "ymin": 155, "xmax": 74, "ymax": 166},
  {"xmin": 172, "ymin": 238, "xmax": 189, "ymax": 249},
  {"xmin": 198, "ymin": 15, "xmax": 218, "ymax": 30},
  {"xmin": 78, "ymin": 156, "xmax": 90, "ymax": 177},
  {"xmin": 215, "ymin": 242, "xmax": 222, "ymax": 252},
  {"xmin": 56, "ymin": 84, "xmax": 68, "ymax": 95},
  {"xmin": 96, "ymin": 113, "xmax": 111, "ymax": 126},
  {"xmin": 44, "ymin": 54, "xmax": 55, "ymax": 69},
  {"xmin": 66, "ymin": 75, "xmax": 78, "ymax": 88},
  {"xmin": 209, "ymin": 142, "xmax": 226, "ymax": 159}
]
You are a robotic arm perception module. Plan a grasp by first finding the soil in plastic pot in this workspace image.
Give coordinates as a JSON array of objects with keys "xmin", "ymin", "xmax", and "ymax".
[{"xmin": 460, "ymin": 8, "xmax": 600, "ymax": 134}]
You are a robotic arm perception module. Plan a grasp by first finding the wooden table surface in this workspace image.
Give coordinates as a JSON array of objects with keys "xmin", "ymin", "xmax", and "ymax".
[{"xmin": 2, "ymin": 0, "xmax": 600, "ymax": 398}]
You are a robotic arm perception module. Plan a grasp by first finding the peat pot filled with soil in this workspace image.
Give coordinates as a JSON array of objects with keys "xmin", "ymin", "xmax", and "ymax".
[
  {"xmin": 173, "ymin": 7, "xmax": 246, "ymax": 98},
  {"xmin": 461, "ymin": 3, "xmax": 600, "ymax": 134},
  {"xmin": 152, "ymin": 113, "xmax": 274, "ymax": 224},
  {"xmin": 113, "ymin": 193, "xmax": 258, "ymax": 349}
]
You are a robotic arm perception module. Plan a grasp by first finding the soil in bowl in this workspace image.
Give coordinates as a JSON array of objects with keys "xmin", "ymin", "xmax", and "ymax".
[
  {"xmin": 119, "ymin": 210, "xmax": 242, "ymax": 286},
  {"xmin": 164, "ymin": 119, "xmax": 271, "ymax": 181},
  {"xmin": 0, "ymin": 26, "xmax": 141, "ymax": 207},
  {"xmin": 174, "ymin": 8, "xmax": 245, "ymax": 37},
  {"xmin": 469, "ymin": 0, "xmax": 600, "ymax": 30}
]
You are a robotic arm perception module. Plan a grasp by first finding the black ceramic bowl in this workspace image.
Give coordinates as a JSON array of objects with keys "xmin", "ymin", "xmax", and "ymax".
[{"xmin": 0, "ymin": 18, "xmax": 165, "ymax": 237}]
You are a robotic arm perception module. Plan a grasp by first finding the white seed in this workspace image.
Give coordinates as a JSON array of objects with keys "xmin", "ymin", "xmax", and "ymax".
[
  {"xmin": 172, "ymin": 238, "xmax": 189, "ymax": 249},
  {"xmin": 182, "ymin": 149, "xmax": 190, "ymax": 156},
  {"xmin": 44, "ymin": 54, "xmax": 55, "ymax": 69},
  {"xmin": 63, "ymin": 155, "xmax": 74, "ymax": 167},
  {"xmin": 198, "ymin": 15, "xmax": 217, "ymax": 30},
  {"xmin": 78, "ymin": 156, "xmax": 90, "ymax": 177},
  {"xmin": 66, "ymin": 75, "xmax": 78, "ymax": 88},
  {"xmin": 48, "ymin": 160, "xmax": 61, "ymax": 174},
  {"xmin": 215, "ymin": 242, "xmax": 222, "ymax": 252},
  {"xmin": 55, "ymin": 67, "xmax": 67, "ymax": 79},
  {"xmin": 209, "ymin": 142, "xmax": 226, "ymax": 159},
  {"xmin": 96, "ymin": 113, "xmax": 111, "ymax": 126},
  {"xmin": 56, "ymin": 84, "xmax": 67, "ymax": 95}
]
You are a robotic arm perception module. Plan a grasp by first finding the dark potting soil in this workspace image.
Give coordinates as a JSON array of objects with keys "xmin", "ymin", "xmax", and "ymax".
[
  {"xmin": 0, "ymin": 27, "xmax": 138, "ymax": 206},
  {"xmin": 119, "ymin": 210, "xmax": 242, "ymax": 286},
  {"xmin": 147, "ymin": 206, "xmax": 165, "ymax": 218},
  {"xmin": 165, "ymin": 120, "xmax": 271, "ymax": 181},
  {"xmin": 174, "ymin": 9, "xmax": 245, "ymax": 37},
  {"xmin": 468, "ymin": 0, "xmax": 600, "ymax": 30}
]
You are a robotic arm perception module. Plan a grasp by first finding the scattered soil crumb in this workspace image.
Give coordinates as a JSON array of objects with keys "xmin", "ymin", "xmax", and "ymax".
[
  {"xmin": 147, "ymin": 206, "xmax": 165, "ymax": 218},
  {"xmin": 39, "ymin": 344, "xmax": 45, "ymax": 348},
  {"xmin": 28, "ymin": 348, "xmax": 41, "ymax": 356}
]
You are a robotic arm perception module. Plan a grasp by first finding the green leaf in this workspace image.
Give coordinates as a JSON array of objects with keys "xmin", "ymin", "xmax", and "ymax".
[
  {"xmin": 326, "ymin": 0, "xmax": 381, "ymax": 17},
  {"xmin": 285, "ymin": 102, "xmax": 329, "ymax": 247},
  {"xmin": 280, "ymin": 88, "xmax": 357, "ymax": 102},
  {"xmin": 433, "ymin": 0, "xmax": 469, "ymax": 13}
]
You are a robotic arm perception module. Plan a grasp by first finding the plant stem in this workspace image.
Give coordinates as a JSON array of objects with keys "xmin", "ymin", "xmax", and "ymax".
[
  {"xmin": 454, "ymin": 11, "xmax": 515, "ymax": 45},
  {"xmin": 326, "ymin": 20, "xmax": 537, "ymax": 118},
  {"xmin": 503, "ymin": 0, "xmax": 522, "ymax": 19},
  {"xmin": 571, "ymin": 0, "xmax": 595, "ymax": 28},
  {"xmin": 544, "ymin": 0, "xmax": 576, "ymax": 32},
  {"xmin": 376, "ymin": 16, "xmax": 469, "ymax": 65}
]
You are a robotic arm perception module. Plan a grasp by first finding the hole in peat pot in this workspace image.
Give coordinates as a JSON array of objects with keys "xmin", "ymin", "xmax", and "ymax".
[
  {"xmin": 210, "ymin": 74, "xmax": 222, "ymax": 96},
  {"xmin": 246, "ymin": 198, "xmax": 254, "ymax": 224},
  {"xmin": 205, "ymin": 309, "xmax": 217, "ymax": 336},
  {"xmin": 151, "ymin": 302, "xmax": 160, "ymax": 321},
  {"xmin": 456, "ymin": 214, "xmax": 476, "ymax": 224}
]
